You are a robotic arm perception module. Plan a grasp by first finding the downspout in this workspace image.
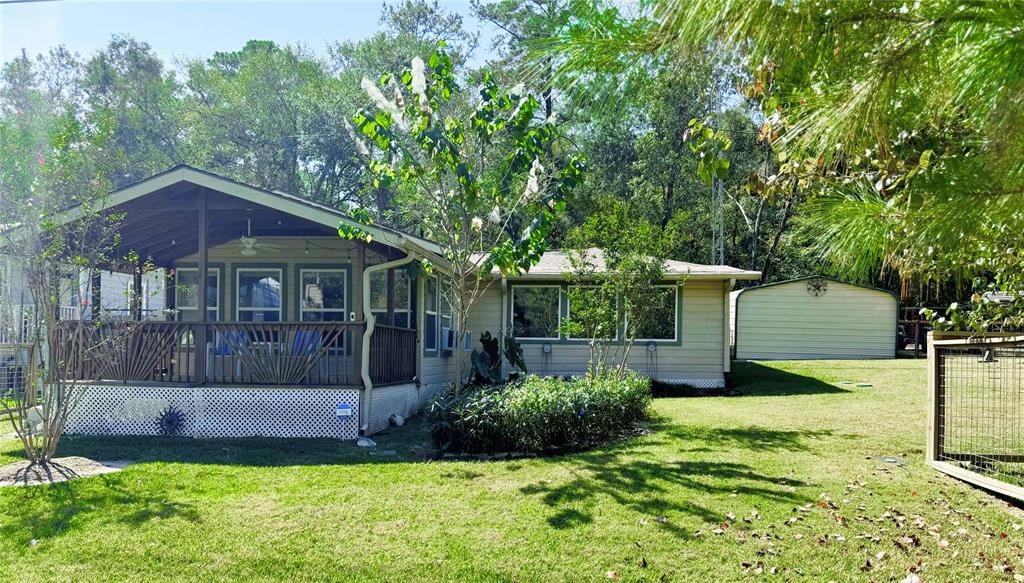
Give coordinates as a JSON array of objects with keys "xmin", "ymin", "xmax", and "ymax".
[
  {"xmin": 723, "ymin": 278, "xmax": 736, "ymax": 374},
  {"xmin": 360, "ymin": 254, "xmax": 417, "ymax": 434},
  {"xmin": 499, "ymin": 277, "xmax": 508, "ymax": 378}
]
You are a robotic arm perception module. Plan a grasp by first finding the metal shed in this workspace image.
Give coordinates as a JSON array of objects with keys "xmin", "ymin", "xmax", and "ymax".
[{"xmin": 730, "ymin": 276, "xmax": 898, "ymax": 360}]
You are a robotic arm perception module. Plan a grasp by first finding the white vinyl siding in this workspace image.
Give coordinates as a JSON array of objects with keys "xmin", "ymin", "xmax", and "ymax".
[
  {"xmin": 463, "ymin": 281, "xmax": 727, "ymax": 385},
  {"xmin": 732, "ymin": 279, "xmax": 897, "ymax": 360}
]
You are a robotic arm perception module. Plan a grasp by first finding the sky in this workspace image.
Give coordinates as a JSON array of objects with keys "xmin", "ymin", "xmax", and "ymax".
[{"xmin": 0, "ymin": 0, "xmax": 494, "ymax": 69}]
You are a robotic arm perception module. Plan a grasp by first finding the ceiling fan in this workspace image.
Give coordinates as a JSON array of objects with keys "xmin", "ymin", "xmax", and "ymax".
[{"xmin": 236, "ymin": 219, "xmax": 281, "ymax": 257}]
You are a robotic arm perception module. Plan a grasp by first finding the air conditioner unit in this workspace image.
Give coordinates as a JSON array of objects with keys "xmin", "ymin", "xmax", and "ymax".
[{"xmin": 441, "ymin": 326, "xmax": 457, "ymax": 351}]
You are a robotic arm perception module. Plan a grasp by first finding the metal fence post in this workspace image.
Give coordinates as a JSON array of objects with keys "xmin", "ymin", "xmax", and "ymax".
[{"xmin": 926, "ymin": 331, "xmax": 942, "ymax": 464}]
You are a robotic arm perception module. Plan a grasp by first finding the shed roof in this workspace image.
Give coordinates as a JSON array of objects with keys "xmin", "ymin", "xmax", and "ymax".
[{"xmin": 733, "ymin": 275, "xmax": 899, "ymax": 300}]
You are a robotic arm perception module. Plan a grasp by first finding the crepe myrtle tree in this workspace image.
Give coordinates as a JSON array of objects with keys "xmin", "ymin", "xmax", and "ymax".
[
  {"xmin": 559, "ymin": 200, "xmax": 669, "ymax": 379},
  {"xmin": 348, "ymin": 42, "xmax": 585, "ymax": 389},
  {"xmin": 0, "ymin": 110, "xmax": 143, "ymax": 466}
]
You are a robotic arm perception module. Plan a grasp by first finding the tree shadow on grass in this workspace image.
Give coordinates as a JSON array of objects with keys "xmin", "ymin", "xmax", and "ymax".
[
  {"xmin": 521, "ymin": 454, "xmax": 808, "ymax": 537},
  {"xmin": 728, "ymin": 361, "xmax": 851, "ymax": 397},
  {"xmin": 659, "ymin": 424, "xmax": 845, "ymax": 454},
  {"xmin": 0, "ymin": 473, "xmax": 200, "ymax": 546},
  {"xmin": 519, "ymin": 423, "xmax": 831, "ymax": 537}
]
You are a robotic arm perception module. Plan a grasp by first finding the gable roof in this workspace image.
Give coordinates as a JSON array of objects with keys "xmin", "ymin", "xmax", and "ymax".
[
  {"xmin": 475, "ymin": 248, "xmax": 760, "ymax": 281},
  {"xmin": 57, "ymin": 164, "xmax": 443, "ymax": 259},
  {"xmin": 732, "ymin": 275, "xmax": 899, "ymax": 300}
]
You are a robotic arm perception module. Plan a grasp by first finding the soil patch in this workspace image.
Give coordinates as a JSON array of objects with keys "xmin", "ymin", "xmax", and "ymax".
[{"xmin": 0, "ymin": 457, "xmax": 130, "ymax": 487}]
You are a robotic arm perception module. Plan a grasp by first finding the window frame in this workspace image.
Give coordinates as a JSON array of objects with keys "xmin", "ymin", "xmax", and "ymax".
[
  {"xmin": 174, "ymin": 267, "xmax": 221, "ymax": 321},
  {"xmin": 299, "ymin": 268, "xmax": 348, "ymax": 322},
  {"xmin": 423, "ymin": 275, "xmax": 438, "ymax": 352},
  {"xmin": 625, "ymin": 284, "xmax": 679, "ymax": 342},
  {"xmin": 509, "ymin": 284, "xmax": 562, "ymax": 341},
  {"xmin": 235, "ymin": 267, "xmax": 284, "ymax": 322}
]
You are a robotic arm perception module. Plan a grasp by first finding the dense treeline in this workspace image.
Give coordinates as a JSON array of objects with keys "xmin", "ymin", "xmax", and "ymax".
[{"xmin": 0, "ymin": 0, "xmax": 819, "ymax": 288}]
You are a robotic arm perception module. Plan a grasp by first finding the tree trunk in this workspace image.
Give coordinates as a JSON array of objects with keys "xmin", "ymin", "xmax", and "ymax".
[
  {"xmin": 760, "ymin": 196, "xmax": 795, "ymax": 282},
  {"xmin": 750, "ymin": 197, "xmax": 765, "ymax": 271}
]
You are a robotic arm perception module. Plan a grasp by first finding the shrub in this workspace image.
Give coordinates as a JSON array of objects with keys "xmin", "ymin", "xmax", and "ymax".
[{"xmin": 429, "ymin": 373, "xmax": 652, "ymax": 453}]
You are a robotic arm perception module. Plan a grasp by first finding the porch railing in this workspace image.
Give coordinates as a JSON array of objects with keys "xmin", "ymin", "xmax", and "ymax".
[
  {"xmin": 369, "ymin": 324, "xmax": 418, "ymax": 386},
  {"xmin": 53, "ymin": 321, "xmax": 368, "ymax": 387}
]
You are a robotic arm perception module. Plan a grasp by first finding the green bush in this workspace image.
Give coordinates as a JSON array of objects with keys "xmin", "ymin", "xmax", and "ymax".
[{"xmin": 429, "ymin": 374, "xmax": 652, "ymax": 453}]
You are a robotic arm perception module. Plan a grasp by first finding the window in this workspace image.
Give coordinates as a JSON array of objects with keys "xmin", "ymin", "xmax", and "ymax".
[
  {"xmin": 236, "ymin": 268, "xmax": 282, "ymax": 322},
  {"xmin": 424, "ymin": 276, "xmax": 438, "ymax": 351},
  {"xmin": 565, "ymin": 286, "xmax": 618, "ymax": 340},
  {"xmin": 300, "ymin": 269, "xmax": 347, "ymax": 321},
  {"xmin": 370, "ymin": 269, "xmax": 413, "ymax": 328},
  {"xmin": 175, "ymin": 268, "xmax": 220, "ymax": 321},
  {"xmin": 393, "ymin": 270, "xmax": 412, "ymax": 328},
  {"xmin": 439, "ymin": 280, "xmax": 453, "ymax": 352},
  {"xmin": 628, "ymin": 286, "xmax": 677, "ymax": 341},
  {"xmin": 511, "ymin": 286, "xmax": 560, "ymax": 339}
]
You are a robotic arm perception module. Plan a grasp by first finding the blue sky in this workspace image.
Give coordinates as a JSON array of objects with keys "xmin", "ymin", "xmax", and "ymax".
[{"xmin": 0, "ymin": 0, "xmax": 494, "ymax": 69}]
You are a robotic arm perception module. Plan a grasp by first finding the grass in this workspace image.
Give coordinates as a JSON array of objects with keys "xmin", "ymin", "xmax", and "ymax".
[{"xmin": 1, "ymin": 359, "xmax": 1023, "ymax": 581}]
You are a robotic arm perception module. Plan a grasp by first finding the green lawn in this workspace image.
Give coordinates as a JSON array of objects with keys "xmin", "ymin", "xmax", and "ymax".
[{"xmin": 1, "ymin": 360, "xmax": 1023, "ymax": 582}]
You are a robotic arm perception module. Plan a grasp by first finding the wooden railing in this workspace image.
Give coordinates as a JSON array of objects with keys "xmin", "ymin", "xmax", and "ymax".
[
  {"xmin": 54, "ymin": 321, "xmax": 369, "ymax": 386},
  {"xmin": 369, "ymin": 324, "xmax": 418, "ymax": 386}
]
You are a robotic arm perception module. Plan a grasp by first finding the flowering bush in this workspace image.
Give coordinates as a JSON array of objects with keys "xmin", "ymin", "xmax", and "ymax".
[{"xmin": 428, "ymin": 373, "xmax": 651, "ymax": 453}]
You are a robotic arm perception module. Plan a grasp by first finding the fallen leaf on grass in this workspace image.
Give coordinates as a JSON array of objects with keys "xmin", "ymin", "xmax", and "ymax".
[
  {"xmin": 606, "ymin": 571, "xmax": 620, "ymax": 580},
  {"xmin": 894, "ymin": 535, "xmax": 920, "ymax": 551}
]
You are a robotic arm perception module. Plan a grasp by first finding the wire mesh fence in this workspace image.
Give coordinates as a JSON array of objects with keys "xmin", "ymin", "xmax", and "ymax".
[
  {"xmin": 0, "ymin": 343, "xmax": 36, "ymax": 414},
  {"xmin": 928, "ymin": 333, "xmax": 1024, "ymax": 501}
]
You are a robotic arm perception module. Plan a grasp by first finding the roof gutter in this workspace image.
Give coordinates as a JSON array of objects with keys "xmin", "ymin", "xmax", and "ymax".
[{"xmin": 360, "ymin": 254, "xmax": 417, "ymax": 434}]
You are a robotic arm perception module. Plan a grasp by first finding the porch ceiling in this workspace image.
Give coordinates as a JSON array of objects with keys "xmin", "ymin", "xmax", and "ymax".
[{"xmin": 108, "ymin": 183, "xmax": 342, "ymax": 267}]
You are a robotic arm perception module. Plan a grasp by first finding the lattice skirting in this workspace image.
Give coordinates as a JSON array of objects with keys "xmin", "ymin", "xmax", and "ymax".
[
  {"xmin": 66, "ymin": 385, "xmax": 360, "ymax": 439},
  {"xmin": 655, "ymin": 377, "xmax": 725, "ymax": 389}
]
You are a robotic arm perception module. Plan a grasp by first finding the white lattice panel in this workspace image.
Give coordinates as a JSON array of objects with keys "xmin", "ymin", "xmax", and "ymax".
[
  {"xmin": 655, "ymin": 377, "xmax": 725, "ymax": 389},
  {"xmin": 66, "ymin": 385, "xmax": 360, "ymax": 439}
]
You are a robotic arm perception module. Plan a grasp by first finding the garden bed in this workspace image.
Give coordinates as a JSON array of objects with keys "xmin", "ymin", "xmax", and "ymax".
[{"xmin": 429, "ymin": 374, "xmax": 651, "ymax": 454}]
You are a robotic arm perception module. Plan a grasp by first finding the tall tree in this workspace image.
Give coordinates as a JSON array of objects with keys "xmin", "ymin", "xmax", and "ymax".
[
  {"xmin": 351, "ymin": 45, "xmax": 585, "ymax": 389},
  {"xmin": 83, "ymin": 36, "xmax": 186, "ymax": 184},
  {"xmin": 185, "ymin": 40, "xmax": 363, "ymax": 205}
]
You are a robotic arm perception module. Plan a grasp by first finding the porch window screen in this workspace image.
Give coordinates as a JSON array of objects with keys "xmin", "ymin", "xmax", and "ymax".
[
  {"xmin": 236, "ymin": 269, "xmax": 282, "ymax": 322},
  {"xmin": 175, "ymin": 268, "xmax": 220, "ymax": 321},
  {"xmin": 300, "ymin": 269, "xmax": 347, "ymax": 322},
  {"xmin": 424, "ymin": 276, "xmax": 438, "ymax": 351},
  {"xmin": 393, "ymin": 270, "xmax": 412, "ymax": 328},
  {"xmin": 628, "ymin": 286, "xmax": 677, "ymax": 341},
  {"xmin": 511, "ymin": 286, "xmax": 560, "ymax": 339},
  {"xmin": 370, "ymin": 270, "xmax": 412, "ymax": 328}
]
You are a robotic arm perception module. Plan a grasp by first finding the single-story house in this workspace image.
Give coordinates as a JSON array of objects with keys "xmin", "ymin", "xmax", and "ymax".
[
  {"xmin": 12, "ymin": 165, "xmax": 759, "ymax": 438},
  {"xmin": 730, "ymin": 276, "xmax": 898, "ymax": 360}
]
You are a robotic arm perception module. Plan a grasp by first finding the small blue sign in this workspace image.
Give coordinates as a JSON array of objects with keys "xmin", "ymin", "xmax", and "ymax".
[{"xmin": 335, "ymin": 404, "xmax": 354, "ymax": 419}]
